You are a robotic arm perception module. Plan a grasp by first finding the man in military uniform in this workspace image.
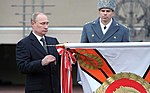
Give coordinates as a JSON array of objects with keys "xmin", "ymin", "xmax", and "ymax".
[
  {"xmin": 80, "ymin": 0, "xmax": 130, "ymax": 43},
  {"xmin": 78, "ymin": 0, "xmax": 130, "ymax": 88}
]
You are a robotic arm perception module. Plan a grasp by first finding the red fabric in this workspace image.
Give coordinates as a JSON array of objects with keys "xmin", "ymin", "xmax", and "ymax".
[
  {"xmin": 56, "ymin": 46, "xmax": 76, "ymax": 93},
  {"xmin": 73, "ymin": 48, "xmax": 114, "ymax": 82},
  {"xmin": 106, "ymin": 78, "xmax": 147, "ymax": 93},
  {"xmin": 144, "ymin": 69, "xmax": 150, "ymax": 83}
]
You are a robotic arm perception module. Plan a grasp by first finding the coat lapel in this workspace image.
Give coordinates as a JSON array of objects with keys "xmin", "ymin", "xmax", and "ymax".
[
  {"xmin": 29, "ymin": 32, "xmax": 47, "ymax": 55},
  {"xmin": 101, "ymin": 19, "xmax": 119, "ymax": 42},
  {"xmin": 45, "ymin": 37, "xmax": 57, "ymax": 55},
  {"xmin": 45, "ymin": 37, "xmax": 52, "ymax": 55},
  {"xmin": 91, "ymin": 18, "xmax": 103, "ymax": 41}
]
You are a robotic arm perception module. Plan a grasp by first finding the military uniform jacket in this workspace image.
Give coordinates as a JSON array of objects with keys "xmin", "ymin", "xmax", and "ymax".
[{"xmin": 81, "ymin": 17, "xmax": 130, "ymax": 43}]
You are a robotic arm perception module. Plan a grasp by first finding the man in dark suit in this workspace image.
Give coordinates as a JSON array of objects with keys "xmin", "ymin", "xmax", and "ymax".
[
  {"xmin": 81, "ymin": 0, "xmax": 130, "ymax": 43},
  {"xmin": 16, "ymin": 12, "xmax": 60, "ymax": 93}
]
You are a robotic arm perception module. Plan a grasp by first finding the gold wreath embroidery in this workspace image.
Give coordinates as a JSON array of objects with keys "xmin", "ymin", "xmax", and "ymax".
[
  {"xmin": 113, "ymin": 86, "xmax": 140, "ymax": 93},
  {"xmin": 95, "ymin": 72, "xmax": 150, "ymax": 93},
  {"xmin": 75, "ymin": 49, "xmax": 102, "ymax": 70}
]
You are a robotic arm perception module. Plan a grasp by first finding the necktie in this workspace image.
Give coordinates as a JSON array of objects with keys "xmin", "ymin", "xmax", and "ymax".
[
  {"xmin": 102, "ymin": 26, "xmax": 107, "ymax": 34},
  {"xmin": 104, "ymin": 26, "xmax": 106, "ymax": 29},
  {"xmin": 40, "ymin": 38, "xmax": 48, "ymax": 53}
]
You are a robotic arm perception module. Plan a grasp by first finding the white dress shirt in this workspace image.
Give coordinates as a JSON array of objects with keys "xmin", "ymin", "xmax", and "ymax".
[
  {"xmin": 100, "ymin": 18, "xmax": 112, "ymax": 34},
  {"xmin": 32, "ymin": 31, "xmax": 45, "ymax": 46}
]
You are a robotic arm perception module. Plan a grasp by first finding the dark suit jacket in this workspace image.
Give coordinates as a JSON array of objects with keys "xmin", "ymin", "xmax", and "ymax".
[
  {"xmin": 16, "ymin": 32, "xmax": 60, "ymax": 93},
  {"xmin": 81, "ymin": 17, "xmax": 130, "ymax": 43}
]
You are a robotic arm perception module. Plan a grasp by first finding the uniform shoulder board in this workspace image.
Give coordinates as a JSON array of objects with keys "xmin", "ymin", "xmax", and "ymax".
[
  {"xmin": 122, "ymin": 24, "xmax": 128, "ymax": 28},
  {"xmin": 85, "ymin": 21, "xmax": 90, "ymax": 24},
  {"xmin": 118, "ymin": 23, "xmax": 128, "ymax": 28}
]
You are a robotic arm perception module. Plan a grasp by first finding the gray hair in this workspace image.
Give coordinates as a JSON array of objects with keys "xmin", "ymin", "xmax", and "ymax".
[{"xmin": 31, "ymin": 12, "xmax": 44, "ymax": 23}]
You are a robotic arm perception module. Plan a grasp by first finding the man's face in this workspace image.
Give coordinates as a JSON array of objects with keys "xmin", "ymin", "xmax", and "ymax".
[
  {"xmin": 32, "ymin": 13, "xmax": 49, "ymax": 37},
  {"xmin": 99, "ymin": 8, "xmax": 114, "ymax": 24}
]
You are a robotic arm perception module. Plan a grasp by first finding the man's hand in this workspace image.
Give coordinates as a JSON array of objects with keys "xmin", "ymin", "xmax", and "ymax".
[{"xmin": 41, "ymin": 55, "xmax": 56, "ymax": 66}]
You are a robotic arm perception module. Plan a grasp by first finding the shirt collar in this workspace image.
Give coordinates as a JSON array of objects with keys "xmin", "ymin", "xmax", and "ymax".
[
  {"xmin": 32, "ymin": 31, "xmax": 45, "ymax": 41},
  {"xmin": 99, "ymin": 18, "xmax": 112, "ymax": 29}
]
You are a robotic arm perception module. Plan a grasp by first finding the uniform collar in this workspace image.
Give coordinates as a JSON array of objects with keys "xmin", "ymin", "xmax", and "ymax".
[{"xmin": 99, "ymin": 18, "xmax": 112, "ymax": 29}]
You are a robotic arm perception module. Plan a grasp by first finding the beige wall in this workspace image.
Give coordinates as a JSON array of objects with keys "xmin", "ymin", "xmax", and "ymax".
[
  {"xmin": 0, "ymin": 0, "xmax": 150, "ymax": 43},
  {"xmin": 0, "ymin": 0, "xmax": 98, "ymax": 26},
  {"xmin": 0, "ymin": 30, "xmax": 82, "ymax": 44},
  {"xmin": 0, "ymin": 0, "xmax": 99, "ymax": 44}
]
